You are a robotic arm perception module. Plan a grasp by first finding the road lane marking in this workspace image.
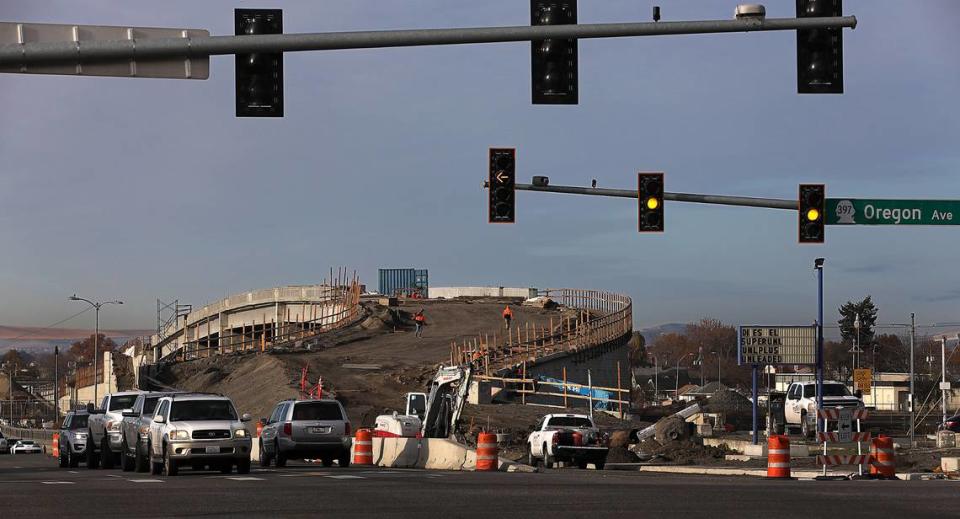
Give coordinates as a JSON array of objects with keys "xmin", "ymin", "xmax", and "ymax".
[
  {"xmin": 42, "ymin": 481, "xmax": 75, "ymax": 485},
  {"xmin": 129, "ymin": 479, "xmax": 164, "ymax": 483},
  {"xmin": 323, "ymin": 475, "xmax": 363, "ymax": 480},
  {"xmin": 226, "ymin": 477, "xmax": 265, "ymax": 481}
]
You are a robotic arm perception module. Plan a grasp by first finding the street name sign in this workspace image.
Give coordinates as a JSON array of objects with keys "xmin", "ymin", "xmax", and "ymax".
[
  {"xmin": 738, "ymin": 325, "xmax": 816, "ymax": 366},
  {"xmin": 827, "ymin": 199, "xmax": 960, "ymax": 226}
]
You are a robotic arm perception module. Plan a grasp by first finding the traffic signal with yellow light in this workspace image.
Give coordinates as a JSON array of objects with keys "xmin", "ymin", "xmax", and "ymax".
[
  {"xmin": 796, "ymin": 0, "xmax": 843, "ymax": 94},
  {"xmin": 638, "ymin": 173, "xmax": 664, "ymax": 233},
  {"xmin": 488, "ymin": 148, "xmax": 516, "ymax": 223},
  {"xmin": 235, "ymin": 9, "xmax": 284, "ymax": 117},
  {"xmin": 799, "ymin": 184, "xmax": 825, "ymax": 243},
  {"xmin": 531, "ymin": 1, "xmax": 578, "ymax": 105}
]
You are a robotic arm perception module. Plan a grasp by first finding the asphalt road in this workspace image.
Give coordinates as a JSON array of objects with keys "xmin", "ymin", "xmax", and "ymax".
[{"xmin": 1, "ymin": 453, "xmax": 957, "ymax": 518}]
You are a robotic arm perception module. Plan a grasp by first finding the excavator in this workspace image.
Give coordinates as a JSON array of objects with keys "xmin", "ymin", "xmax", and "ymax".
[{"xmin": 374, "ymin": 365, "xmax": 472, "ymax": 439}]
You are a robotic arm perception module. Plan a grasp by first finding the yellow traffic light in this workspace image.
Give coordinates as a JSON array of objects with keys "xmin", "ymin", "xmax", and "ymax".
[
  {"xmin": 646, "ymin": 197, "xmax": 660, "ymax": 210},
  {"xmin": 806, "ymin": 208, "xmax": 820, "ymax": 222}
]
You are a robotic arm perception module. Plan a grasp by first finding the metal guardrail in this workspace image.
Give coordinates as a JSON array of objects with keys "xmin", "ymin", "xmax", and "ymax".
[{"xmin": 451, "ymin": 288, "xmax": 633, "ymax": 373}]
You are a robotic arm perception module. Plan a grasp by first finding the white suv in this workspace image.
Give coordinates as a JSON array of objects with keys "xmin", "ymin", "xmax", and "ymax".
[{"xmin": 147, "ymin": 394, "xmax": 252, "ymax": 476}]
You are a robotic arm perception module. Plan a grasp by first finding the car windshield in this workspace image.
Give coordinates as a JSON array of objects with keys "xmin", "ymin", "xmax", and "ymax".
[
  {"xmin": 109, "ymin": 395, "xmax": 139, "ymax": 411},
  {"xmin": 292, "ymin": 402, "xmax": 343, "ymax": 421},
  {"xmin": 170, "ymin": 400, "xmax": 237, "ymax": 421},
  {"xmin": 547, "ymin": 417, "xmax": 593, "ymax": 428},
  {"xmin": 142, "ymin": 397, "xmax": 161, "ymax": 415},
  {"xmin": 19, "ymin": 441, "xmax": 34, "ymax": 445},
  {"xmin": 803, "ymin": 384, "xmax": 851, "ymax": 398},
  {"xmin": 69, "ymin": 415, "xmax": 88, "ymax": 429}
]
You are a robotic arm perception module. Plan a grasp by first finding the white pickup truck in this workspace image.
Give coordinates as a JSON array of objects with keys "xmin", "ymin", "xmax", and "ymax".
[
  {"xmin": 784, "ymin": 381, "xmax": 863, "ymax": 438},
  {"xmin": 86, "ymin": 391, "xmax": 142, "ymax": 468},
  {"xmin": 526, "ymin": 414, "xmax": 608, "ymax": 470}
]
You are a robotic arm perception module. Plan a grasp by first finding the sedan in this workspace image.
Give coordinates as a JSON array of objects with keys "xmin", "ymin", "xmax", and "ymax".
[
  {"xmin": 943, "ymin": 414, "xmax": 960, "ymax": 433},
  {"xmin": 11, "ymin": 440, "xmax": 43, "ymax": 454}
]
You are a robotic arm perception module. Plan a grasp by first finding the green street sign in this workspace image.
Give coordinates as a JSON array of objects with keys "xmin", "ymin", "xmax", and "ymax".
[{"xmin": 826, "ymin": 199, "xmax": 960, "ymax": 226}]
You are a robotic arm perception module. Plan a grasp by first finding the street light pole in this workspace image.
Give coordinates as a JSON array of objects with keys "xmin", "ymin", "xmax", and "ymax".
[
  {"xmin": 675, "ymin": 353, "xmax": 692, "ymax": 398},
  {"xmin": 814, "ymin": 258, "xmax": 824, "ymax": 433},
  {"xmin": 69, "ymin": 295, "xmax": 123, "ymax": 405},
  {"xmin": 653, "ymin": 356, "xmax": 659, "ymax": 406},
  {"xmin": 54, "ymin": 346, "xmax": 59, "ymax": 423},
  {"xmin": 910, "ymin": 313, "xmax": 915, "ymax": 447},
  {"xmin": 942, "ymin": 337, "xmax": 948, "ymax": 428}
]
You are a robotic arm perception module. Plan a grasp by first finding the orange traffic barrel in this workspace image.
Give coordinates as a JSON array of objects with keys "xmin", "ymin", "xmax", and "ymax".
[
  {"xmin": 766, "ymin": 435, "xmax": 791, "ymax": 479},
  {"xmin": 354, "ymin": 429, "xmax": 373, "ymax": 466},
  {"xmin": 52, "ymin": 433, "xmax": 59, "ymax": 459},
  {"xmin": 476, "ymin": 432, "xmax": 498, "ymax": 472},
  {"xmin": 870, "ymin": 435, "xmax": 896, "ymax": 479}
]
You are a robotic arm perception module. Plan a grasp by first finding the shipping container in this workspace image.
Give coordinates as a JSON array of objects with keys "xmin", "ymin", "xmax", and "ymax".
[{"xmin": 378, "ymin": 268, "xmax": 428, "ymax": 298}]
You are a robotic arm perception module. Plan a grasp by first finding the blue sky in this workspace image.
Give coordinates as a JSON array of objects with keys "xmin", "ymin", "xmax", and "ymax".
[{"xmin": 1, "ymin": 1, "xmax": 959, "ymax": 333}]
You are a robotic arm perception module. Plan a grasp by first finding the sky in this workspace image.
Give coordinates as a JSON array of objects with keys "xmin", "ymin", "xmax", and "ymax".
[{"xmin": 1, "ymin": 1, "xmax": 959, "ymax": 336}]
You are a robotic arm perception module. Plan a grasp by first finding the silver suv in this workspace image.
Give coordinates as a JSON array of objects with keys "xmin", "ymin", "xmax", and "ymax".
[
  {"xmin": 57, "ymin": 410, "xmax": 90, "ymax": 468},
  {"xmin": 259, "ymin": 398, "xmax": 351, "ymax": 468},
  {"xmin": 120, "ymin": 391, "xmax": 184, "ymax": 472},
  {"xmin": 147, "ymin": 394, "xmax": 252, "ymax": 476}
]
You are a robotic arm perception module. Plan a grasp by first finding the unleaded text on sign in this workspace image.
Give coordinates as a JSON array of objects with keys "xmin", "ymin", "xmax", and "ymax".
[{"xmin": 738, "ymin": 325, "xmax": 816, "ymax": 366}]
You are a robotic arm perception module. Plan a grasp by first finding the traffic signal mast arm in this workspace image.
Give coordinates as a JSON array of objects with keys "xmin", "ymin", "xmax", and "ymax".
[
  {"xmin": 0, "ymin": 16, "xmax": 856, "ymax": 67},
  {"xmin": 509, "ymin": 182, "xmax": 797, "ymax": 211}
]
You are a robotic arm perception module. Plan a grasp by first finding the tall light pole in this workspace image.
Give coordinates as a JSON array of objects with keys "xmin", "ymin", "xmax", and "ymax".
[
  {"xmin": 910, "ymin": 313, "xmax": 915, "ymax": 447},
  {"xmin": 814, "ymin": 258, "xmax": 825, "ymax": 432},
  {"xmin": 54, "ymin": 346, "xmax": 59, "ymax": 423},
  {"xmin": 68, "ymin": 295, "xmax": 123, "ymax": 405},
  {"xmin": 942, "ymin": 336, "xmax": 948, "ymax": 428},
  {"xmin": 653, "ymin": 356, "xmax": 659, "ymax": 405},
  {"xmin": 675, "ymin": 352, "xmax": 693, "ymax": 398}
]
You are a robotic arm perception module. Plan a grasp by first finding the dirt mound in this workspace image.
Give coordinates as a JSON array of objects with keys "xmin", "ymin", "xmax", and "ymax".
[
  {"xmin": 606, "ymin": 446, "xmax": 639, "ymax": 463},
  {"xmin": 704, "ymin": 389, "xmax": 759, "ymax": 429},
  {"xmin": 637, "ymin": 439, "xmax": 730, "ymax": 465}
]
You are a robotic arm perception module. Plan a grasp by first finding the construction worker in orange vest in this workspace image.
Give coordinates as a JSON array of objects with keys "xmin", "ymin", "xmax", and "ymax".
[
  {"xmin": 502, "ymin": 305, "xmax": 513, "ymax": 330},
  {"xmin": 414, "ymin": 309, "xmax": 426, "ymax": 338}
]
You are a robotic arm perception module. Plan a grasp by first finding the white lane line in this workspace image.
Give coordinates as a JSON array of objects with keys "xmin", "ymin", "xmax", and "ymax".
[
  {"xmin": 129, "ymin": 479, "xmax": 164, "ymax": 483},
  {"xmin": 68, "ymin": 471, "xmax": 78, "ymax": 474},
  {"xmin": 13, "ymin": 466, "xmax": 23, "ymax": 469},
  {"xmin": 279, "ymin": 474, "xmax": 305, "ymax": 477},
  {"xmin": 107, "ymin": 474, "xmax": 124, "ymax": 478},
  {"xmin": 226, "ymin": 477, "xmax": 265, "ymax": 481},
  {"xmin": 42, "ymin": 481, "xmax": 75, "ymax": 485},
  {"xmin": 361, "ymin": 470, "xmax": 404, "ymax": 474},
  {"xmin": 324, "ymin": 475, "xmax": 363, "ymax": 480}
]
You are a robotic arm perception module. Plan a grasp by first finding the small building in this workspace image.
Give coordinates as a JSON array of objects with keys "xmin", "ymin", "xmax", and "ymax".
[{"xmin": 681, "ymin": 381, "xmax": 729, "ymax": 401}]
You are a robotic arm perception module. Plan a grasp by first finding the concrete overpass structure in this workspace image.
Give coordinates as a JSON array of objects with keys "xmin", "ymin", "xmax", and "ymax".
[{"xmin": 151, "ymin": 281, "xmax": 361, "ymax": 362}]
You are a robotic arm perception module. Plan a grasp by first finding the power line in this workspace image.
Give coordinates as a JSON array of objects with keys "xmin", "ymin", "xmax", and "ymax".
[{"xmin": 6, "ymin": 307, "xmax": 94, "ymax": 342}]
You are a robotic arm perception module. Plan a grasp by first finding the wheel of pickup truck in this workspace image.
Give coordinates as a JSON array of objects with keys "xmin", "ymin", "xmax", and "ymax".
[
  {"xmin": 594, "ymin": 460, "xmax": 605, "ymax": 471},
  {"xmin": 800, "ymin": 412, "xmax": 813, "ymax": 439},
  {"xmin": 134, "ymin": 440, "xmax": 149, "ymax": 473},
  {"xmin": 259, "ymin": 439, "xmax": 271, "ymax": 467},
  {"xmin": 526, "ymin": 445, "xmax": 535, "ymax": 467},
  {"xmin": 542, "ymin": 444, "xmax": 554, "ymax": 469},
  {"xmin": 85, "ymin": 435, "xmax": 99, "ymax": 469},
  {"xmin": 237, "ymin": 457, "xmax": 251, "ymax": 474},
  {"xmin": 162, "ymin": 446, "xmax": 178, "ymax": 476},
  {"xmin": 120, "ymin": 439, "xmax": 134, "ymax": 472},
  {"xmin": 577, "ymin": 461, "xmax": 588, "ymax": 470},
  {"xmin": 100, "ymin": 439, "xmax": 115, "ymax": 469},
  {"xmin": 274, "ymin": 442, "xmax": 287, "ymax": 467}
]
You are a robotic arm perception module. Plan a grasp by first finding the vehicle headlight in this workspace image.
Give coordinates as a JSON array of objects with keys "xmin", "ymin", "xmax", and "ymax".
[
  {"xmin": 107, "ymin": 420, "xmax": 121, "ymax": 432},
  {"xmin": 75, "ymin": 433, "xmax": 87, "ymax": 441},
  {"xmin": 169, "ymin": 430, "xmax": 190, "ymax": 440},
  {"xmin": 138, "ymin": 425, "xmax": 150, "ymax": 435},
  {"xmin": 234, "ymin": 429, "xmax": 248, "ymax": 438}
]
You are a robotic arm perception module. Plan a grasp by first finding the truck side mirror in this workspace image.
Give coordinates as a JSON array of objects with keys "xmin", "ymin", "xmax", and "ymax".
[{"xmin": 153, "ymin": 415, "xmax": 166, "ymax": 424}]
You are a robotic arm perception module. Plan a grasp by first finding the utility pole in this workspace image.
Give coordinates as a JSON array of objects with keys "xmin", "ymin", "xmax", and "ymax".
[
  {"xmin": 54, "ymin": 346, "xmax": 59, "ymax": 424},
  {"xmin": 815, "ymin": 258, "xmax": 824, "ymax": 432},
  {"xmin": 942, "ymin": 337, "xmax": 948, "ymax": 427},
  {"xmin": 909, "ymin": 312, "xmax": 915, "ymax": 447}
]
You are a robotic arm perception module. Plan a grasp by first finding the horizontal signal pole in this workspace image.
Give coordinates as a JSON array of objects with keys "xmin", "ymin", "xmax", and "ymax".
[
  {"xmin": 514, "ymin": 183, "xmax": 798, "ymax": 210},
  {"xmin": 0, "ymin": 16, "xmax": 856, "ymax": 67}
]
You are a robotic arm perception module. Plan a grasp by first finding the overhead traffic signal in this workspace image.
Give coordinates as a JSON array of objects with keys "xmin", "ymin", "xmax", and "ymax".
[
  {"xmin": 531, "ymin": 1, "xmax": 578, "ymax": 105},
  {"xmin": 488, "ymin": 148, "xmax": 516, "ymax": 224},
  {"xmin": 796, "ymin": 0, "xmax": 843, "ymax": 94},
  {"xmin": 235, "ymin": 9, "xmax": 284, "ymax": 117},
  {"xmin": 798, "ymin": 184, "xmax": 825, "ymax": 243},
  {"xmin": 638, "ymin": 173, "xmax": 664, "ymax": 233}
]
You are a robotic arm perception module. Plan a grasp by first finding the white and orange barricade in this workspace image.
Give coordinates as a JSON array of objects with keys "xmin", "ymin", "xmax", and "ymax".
[{"xmin": 816, "ymin": 407, "xmax": 872, "ymax": 479}]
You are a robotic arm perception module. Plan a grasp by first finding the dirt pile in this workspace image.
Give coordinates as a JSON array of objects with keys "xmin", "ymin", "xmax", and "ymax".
[
  {"xmin": 704, "ymin": 389, "xmax": 758, "ymax": 429},
  {"xmin": 635, "ymin": 439, "xmax": 730, "ymax": 465}
]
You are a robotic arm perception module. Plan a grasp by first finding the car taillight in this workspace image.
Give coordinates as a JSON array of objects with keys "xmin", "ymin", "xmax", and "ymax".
[
  {"xmin": 283, "ymin": 422, "xmax": 292, "ymax": 436},
  {"xmin": 551, "ymin": 434, "xmax": 559, "ymax": 445},
  {"xmin": 947, "ymin": 421, "xmax": 957, "ymax": 428},
  {"xmin": 344, "ymin": 423, "xmax": 351, "ymax": 436},
  {"xmin": 571, "ymin": 432, "xmax": 583, "ymax": 446}
]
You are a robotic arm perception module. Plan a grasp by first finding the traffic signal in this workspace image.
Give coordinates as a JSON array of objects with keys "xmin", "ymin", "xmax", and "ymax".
[
  {"xmin": 638, "ymin": 173, "xmax": 664, "ymax": 233},
  {"xmin": 235, "ymin": 9, "xmax": 283, "ymax": 117},
  {"xmin": 488, "ymin": 148, "xmax": 516, "ymax": 223},
  {"xmin": 798, "ymin": 184, "xmax": 825, "ymax": 243},
  {"xmin": 796, "ymin": 0, "xmax": 843, "ymax": 94},
  {"xmin": 531, "ymin": 1, "xmax": 578, "ymax": 105}
]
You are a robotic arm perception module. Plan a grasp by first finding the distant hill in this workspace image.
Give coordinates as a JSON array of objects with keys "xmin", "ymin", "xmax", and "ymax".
[
  {"xmin": 0, "ymin": 325, "xmax": 153, "ymax": 354},
  {"xmin": 638, "ymin": 323, "xmax": 689, "ymax": 344}
]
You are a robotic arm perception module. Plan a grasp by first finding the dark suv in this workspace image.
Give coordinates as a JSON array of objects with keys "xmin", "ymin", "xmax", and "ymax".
[{"xmin": 259, "ymin": 399, "xmax": 351, "ymax": 467}]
